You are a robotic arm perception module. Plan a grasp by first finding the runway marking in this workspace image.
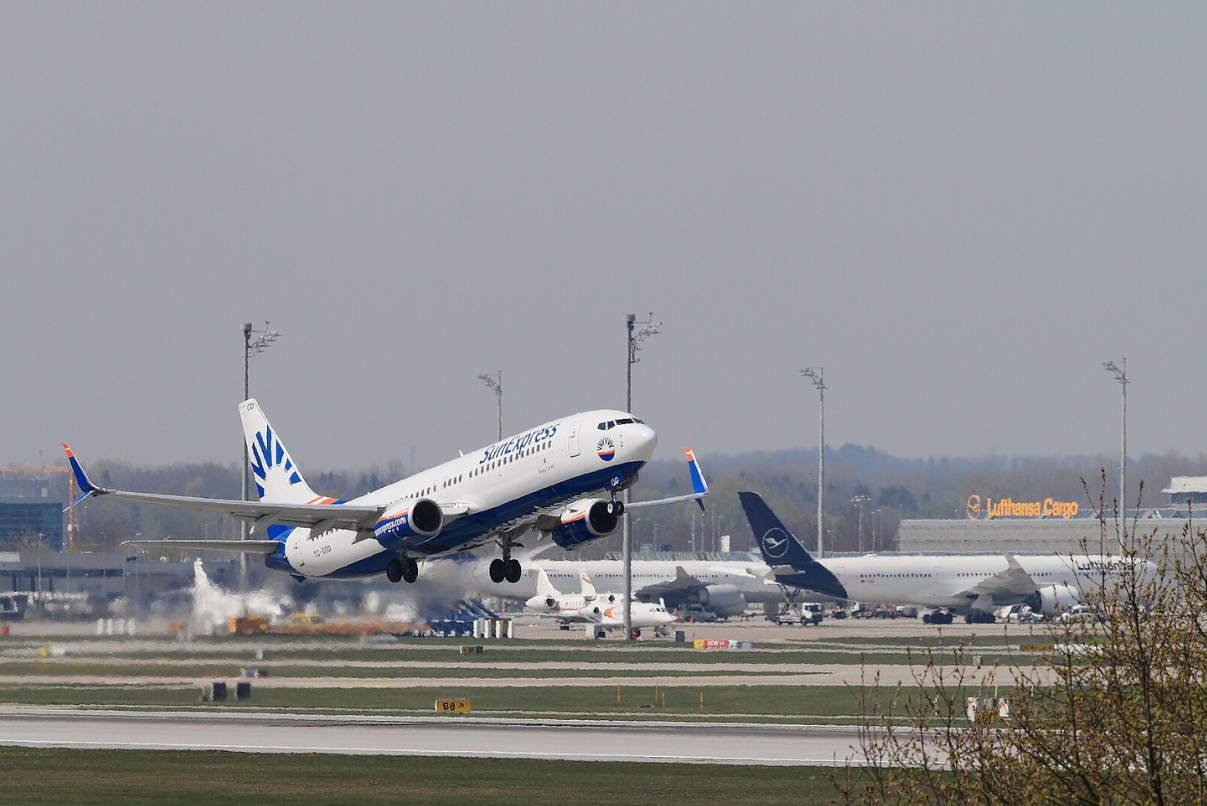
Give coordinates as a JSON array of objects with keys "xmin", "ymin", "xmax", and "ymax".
[{"xmin": 0, "ymin": 739, "xmax": 847, "ymax": 766}]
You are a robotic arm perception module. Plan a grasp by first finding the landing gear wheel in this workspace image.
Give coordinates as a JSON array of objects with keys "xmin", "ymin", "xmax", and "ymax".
[
  {"xmin": 606, "ymin": 500, "xmax": 624, "ymax": 517},
  {"xmin": 386, "ymin": 558, "xmax": 403, "ymax": 584},
  {"xmin": 504, "ymin": 558, "xmax": 522, "ymax": 584},
  {"xmin": 401, "ymin": 557, "xmax": 419, "ymax": 584},
  {"xmin": 489, "ymin": 558, "xmax": 506, "ymax": 584}
]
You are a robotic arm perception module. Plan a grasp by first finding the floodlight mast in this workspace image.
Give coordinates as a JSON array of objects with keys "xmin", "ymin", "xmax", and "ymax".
[
  {"xmin": 1103, "ymin": 358, "xmax": 1128, "ymax": 544},
  {"xmin": 241, "ymin": 321, "xmax": 281, "ymax": 592},
  {"xmin": 624, "ymin": 313, "xmax": 660, "ymax": 642},
  {"xmin": 478, "ymin": 371, "xmax": 503, "ymax": 441},
  {"xmin": 801, "ymin": 367, "xmax": 826, "ymax": 558}
]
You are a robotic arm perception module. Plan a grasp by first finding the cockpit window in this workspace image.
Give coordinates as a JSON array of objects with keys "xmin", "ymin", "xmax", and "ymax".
[
  {"xmin": 615, "ymin": 418, "xmax": 633, "ymax": 426},
  {"xmin": 606, "ymin": 420, "xmax": 615, "ymax": 429},
  {"xmin": 597, "ymin": 422, "xmax": 606, "ymax": 430},
  {"xmin": 633, "ymin": 418, "xmax": 643, "ymax": 424}
]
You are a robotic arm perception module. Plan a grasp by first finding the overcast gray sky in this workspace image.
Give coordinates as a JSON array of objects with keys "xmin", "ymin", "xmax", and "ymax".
[{"xmin": 3, "ymin": 3, "xmax": 1206, "ymax": 471}]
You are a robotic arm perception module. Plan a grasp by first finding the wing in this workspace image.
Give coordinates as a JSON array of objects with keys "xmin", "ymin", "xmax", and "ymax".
[
  {"xmin": 967, "ymin": 553, "xmax": 1039, "ymax": 599},
  {"xmin": 636, "ymin": 566, "xmax": 705, "ymax": 602},
  {"xmin": 63, "ymin": 444, "xmax": 383, "ymax": 535},
  {"xmin": 624, "ymin": 448, "xmax": 709, "ymax": 511},
  {"xmin": 924, "ymin": 553, "xmax": 1039, "ymax": 603}
]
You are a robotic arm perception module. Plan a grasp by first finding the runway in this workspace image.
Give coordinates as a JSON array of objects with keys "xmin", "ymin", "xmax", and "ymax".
[{"xmin": 0, "ymin": 707, "xmax": 869, "ymax": 767}]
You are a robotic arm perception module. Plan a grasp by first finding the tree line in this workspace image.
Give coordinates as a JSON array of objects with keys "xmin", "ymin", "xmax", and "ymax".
[{"xmin": 9, "ymin": 445, "xmax": 1206, "ymax": 556}]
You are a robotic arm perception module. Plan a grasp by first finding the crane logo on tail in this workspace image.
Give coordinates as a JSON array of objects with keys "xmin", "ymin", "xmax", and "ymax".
[{"xmin": 760, "ymin": 528, "xmax": 790, "ymax": 560}]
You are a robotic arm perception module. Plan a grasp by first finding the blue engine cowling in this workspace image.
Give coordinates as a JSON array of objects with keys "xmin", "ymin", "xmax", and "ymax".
[
  {"xmin": 373, "ymin": 497, "xmax": 443, "ymax": 548},
  {"xmin": 550, "ymin": 499, "xmax": 622, "ymax": 549}
]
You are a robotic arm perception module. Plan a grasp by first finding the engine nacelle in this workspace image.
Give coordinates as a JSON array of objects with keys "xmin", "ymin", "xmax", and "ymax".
[
  {"xmin": 1037, "ymin": 584, "xmax": 1080, "ymax": 617},
  {"xmin": 695, "ymin": 585, "xmax": 746, "ymax": 617},
  {"xmin": 549, "ymin": 499, "xmax": 622, "ymax": 549},
  {"xmin": 373, "ymin": 497, "xmax": 443, "ymax": 548}
]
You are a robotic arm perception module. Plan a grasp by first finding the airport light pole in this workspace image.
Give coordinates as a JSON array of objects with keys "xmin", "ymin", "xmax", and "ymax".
[
  {"xmin": 800, "ymin": 367, "xmax": 826, "ymax": 558},
  {"xmin": 1103, "ymin": 358, "xmax": 1128, "ymax": 539},
  {"xmin": 478, "ymin": 371, "xmax": 503, "ymax": 441},
  {"xmin": 624, "ymin": 313, "xmax": 660, "ymax": 642},
  {"xmin": 852, "ymin": 495, "xmax": 870, "ymax": 552},
  {"xmin": 241, "ymin": 321, "xmax": 281, "ymax": 592}
]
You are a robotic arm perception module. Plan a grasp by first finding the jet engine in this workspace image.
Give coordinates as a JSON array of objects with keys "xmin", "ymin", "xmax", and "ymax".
[
  {"xmin": 692, "ymin": 585, "xmax": 746, "ymax": 617},
  {"xmin": 1037, "ymin": 584, "xmax": 1080, "ymax": 617},
  {"xmin": 372, "ymin": 498, "xmax": 443, "ymax": 548},
  {"xmin": 549, "ymin": 499, "xmax": 622, "ymax": 549}
]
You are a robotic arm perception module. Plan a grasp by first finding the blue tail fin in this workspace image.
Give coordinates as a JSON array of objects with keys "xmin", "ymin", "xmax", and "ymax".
[{"xmin": 739, "ymin": 491, "xmax": 816, "ymax": 568}]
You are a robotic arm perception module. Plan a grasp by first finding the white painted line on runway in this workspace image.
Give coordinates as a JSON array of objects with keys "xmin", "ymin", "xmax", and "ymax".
[{"xmin": 0, "ymin": 738, "xmax": 849, "ymax": 766}]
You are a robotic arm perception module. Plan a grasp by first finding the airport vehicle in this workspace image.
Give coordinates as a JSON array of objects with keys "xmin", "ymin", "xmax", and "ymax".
[
  {"xmin": 767, "ymin": 602, "xmax": 823, "ymax": 627},
  {"xmin": 740, "ymin": 491, "xmax": 1154, "ymax": 623},
  {"xmin": 524, "ymin": 568, "xmax": 675, "ymax": 636},
  {"xmin": 63, "ymin": 400, "xmax": 707, "ymax": 584},
  {"xmin": 679, "ymin": 603, "xmax": 718, "ymax": 623}
]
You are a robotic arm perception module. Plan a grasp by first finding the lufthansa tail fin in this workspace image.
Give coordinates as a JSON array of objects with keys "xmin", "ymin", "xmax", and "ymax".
[
  {"xmin": 739, "ymin": 491, "xmax": 816, "ymax": 569},
  {"xmin": 240, "ymin": 399, "xmax": 321, "ymax": 504}
]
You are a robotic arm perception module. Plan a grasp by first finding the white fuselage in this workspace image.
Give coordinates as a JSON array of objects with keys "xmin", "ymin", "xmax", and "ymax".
[
  {"xmin": 809, "ymin": 552, "xmax": 1152, "ymax": 611},
  {"xmin": 276, "ymin": 411, "xmax": 656, "ymax": 579},
  {"xmin": 524, "ymin": 590, "xmax": 676, "ymax": 630}
]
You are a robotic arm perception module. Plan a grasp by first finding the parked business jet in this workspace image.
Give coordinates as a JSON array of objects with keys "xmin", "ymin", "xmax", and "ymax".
[
  {"xmin": 524, "ymin": 568, "xmax": 675, "ymax": 636},
  {"xmin": 62, "ymin": 400, "xmax": 707, "ymax": 585},
  {"xmin": 482, "ymin": 556, "xmax": 787, "ymax": 617},
  {"xmin": 740, "ymin": 491, "xmax": 1152, "ymax": 624}
]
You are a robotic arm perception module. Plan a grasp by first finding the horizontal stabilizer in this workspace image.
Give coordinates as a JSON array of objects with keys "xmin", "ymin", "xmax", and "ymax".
[{"xmin": 124, "ymin": 539, "xmax": 281, "ymax": 554}]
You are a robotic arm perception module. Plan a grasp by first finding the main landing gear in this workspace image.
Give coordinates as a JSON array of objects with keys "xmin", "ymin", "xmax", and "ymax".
[
  {"xmin": 386, "ymin": 555, "xmax": 418, "ymax": 584},
  {"xmin": 489, "ymin": 556, "xmax": 522, "ymax": 584}
]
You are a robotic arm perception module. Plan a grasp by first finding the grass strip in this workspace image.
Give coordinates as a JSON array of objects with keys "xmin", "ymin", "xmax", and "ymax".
[{"xmin": 0, "ymin": 747, "xmax": 851, "ymax": 805}]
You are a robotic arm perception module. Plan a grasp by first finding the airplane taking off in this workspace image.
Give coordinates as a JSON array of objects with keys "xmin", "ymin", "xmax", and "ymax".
[
  {"xmin": 739, "ymin": 491, "xmax": 1153, "ymax": 624},
  {"xmin": 62, "ymin": 400, "xmax": 708, "ymax": 585},
  {"xmin": 524, "ymin": 568, "xmax": 676, "ymax": 636}
]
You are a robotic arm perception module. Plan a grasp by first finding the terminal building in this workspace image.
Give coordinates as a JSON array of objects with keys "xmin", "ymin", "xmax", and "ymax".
[
  {"xmin": 0, "ymin": 476, "xmax": 66, "ymax": 551},
  {"xmin": 898, "ymin": 518, "xmax": 1128, "ymax": 555}
]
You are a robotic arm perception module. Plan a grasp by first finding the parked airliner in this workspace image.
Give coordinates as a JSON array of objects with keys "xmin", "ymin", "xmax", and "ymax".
[
  {"xmin": 62, "ymin": 400, "xmax": 707, "ymax": 585},
  {"xmin": 740, "ymin": 491, "xmax": 1152, "ymax": 624}
]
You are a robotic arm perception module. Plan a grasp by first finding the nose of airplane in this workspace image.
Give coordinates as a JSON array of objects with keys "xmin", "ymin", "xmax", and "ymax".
[{"xmin": 628, "ymin": 423, "xmax": 658, "ymax": 461}]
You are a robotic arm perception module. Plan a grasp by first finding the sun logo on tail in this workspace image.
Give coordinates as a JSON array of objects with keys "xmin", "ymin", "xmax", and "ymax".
[
  {"xmin": 596, "ymin": 436, "xmax": 616, "ymax": 462},
  {"xmin": 249, "ymin": 427, "xmax": 302, "ymax": 496}
]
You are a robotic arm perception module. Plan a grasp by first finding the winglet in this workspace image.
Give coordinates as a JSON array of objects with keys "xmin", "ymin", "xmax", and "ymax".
[
  {"xmin": 685, "ymin": 448, "xmax": 708, "ymax": 493},
  {"xmin": 61, "ymin": 443, "xmax": 107, "ymax": 510},
  {"xmin": 621, "ymin": 448, "xmax": 710, "ymax": 513}
]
